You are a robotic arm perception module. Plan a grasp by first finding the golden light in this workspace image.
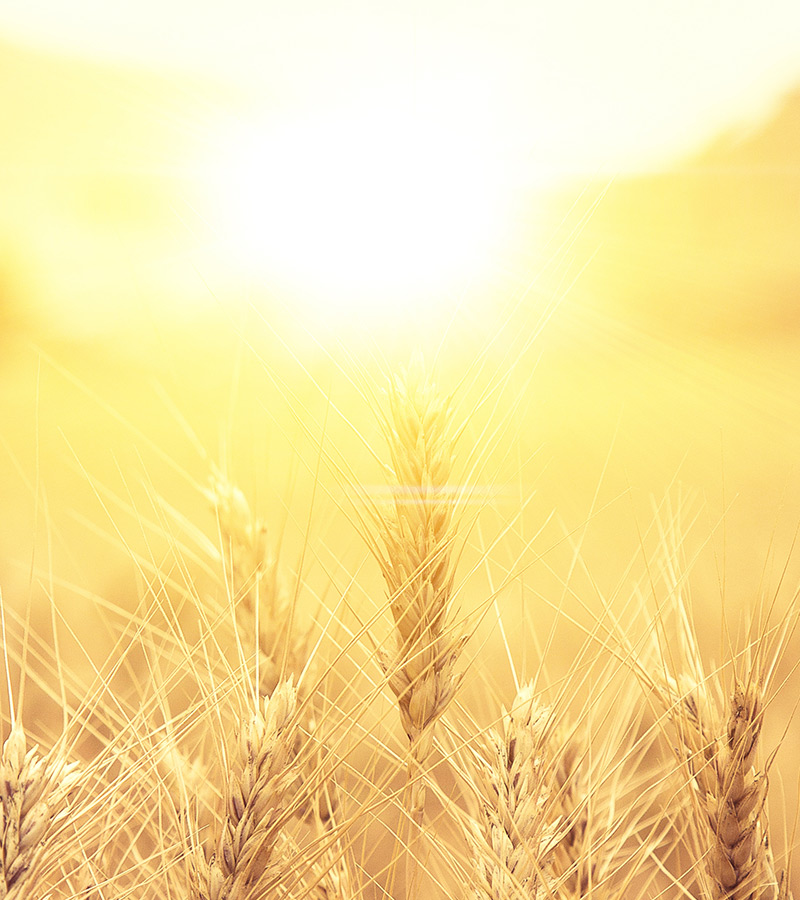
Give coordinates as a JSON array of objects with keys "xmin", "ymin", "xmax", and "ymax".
[{"xmin": 205, "ymin": 97, "xmax": 516, "ymax": 328}]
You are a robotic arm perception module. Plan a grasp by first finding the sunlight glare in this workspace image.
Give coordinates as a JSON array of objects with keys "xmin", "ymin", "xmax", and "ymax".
[{"xmin": 208, "ymin": 100, "xmax": 513, "ymax": 328}]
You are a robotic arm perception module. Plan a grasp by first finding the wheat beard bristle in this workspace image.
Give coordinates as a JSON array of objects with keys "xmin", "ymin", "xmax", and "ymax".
[
  {"xmin": 306, "ymin": 842, "xmax": 355, "ymax": 900},
  {"xmin": 549, "ymin": 730, "xmax": 596, "ymax": 898}
]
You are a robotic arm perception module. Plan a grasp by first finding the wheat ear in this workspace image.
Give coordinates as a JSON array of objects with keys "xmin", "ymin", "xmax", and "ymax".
[
  {"xmin": 189, "ymin": 679, "xmax": 299, "ymax": 900},
  {"xmin": 0, "ymin": 720, "xmax": 80, "ymax": 899},
  {"xmin": 358, "ymin": 357, "xmax": 466, "ymax": 897},
  {"xmin": 206, "ymin": 471, "xmax": 311, "ymax": 696},
  {"xmin": 667, "ymin": 672, "xmax": 787, "ymax": 900},
  {"xmin": 469, "ymin": 683, "xmax": 556, "ymax": 900},
  {"xmin": 371, "ymin": 358, "xmax": 465, "ymax": 815}
]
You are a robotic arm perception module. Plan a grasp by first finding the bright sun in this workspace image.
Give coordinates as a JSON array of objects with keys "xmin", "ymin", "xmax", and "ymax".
[{"xmin": 206, "ymin": 98, "xmax": 514, "ymax": 329}]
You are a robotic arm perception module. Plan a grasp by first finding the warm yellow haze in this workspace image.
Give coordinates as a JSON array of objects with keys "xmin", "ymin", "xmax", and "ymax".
[{"xmin": 0, "ymin": 7, "xmax": 799, "ymax": 896}]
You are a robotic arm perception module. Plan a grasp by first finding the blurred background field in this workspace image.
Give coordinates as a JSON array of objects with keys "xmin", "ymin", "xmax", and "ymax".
[{"xmin": 1, "ymin": 5, "xmax": 800, "ymax": 891}]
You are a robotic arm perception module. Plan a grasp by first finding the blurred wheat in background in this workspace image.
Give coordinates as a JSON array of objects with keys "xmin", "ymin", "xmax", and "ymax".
[{"xmin": 1, "ymin": 2, "xmax": 800, "ymax": 898}]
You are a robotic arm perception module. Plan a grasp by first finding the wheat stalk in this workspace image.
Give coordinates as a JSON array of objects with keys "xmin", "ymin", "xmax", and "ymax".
[
  {"xmin": 548, "ymin": 725, "xmax": 597, "ymax": 898},
  {"xmin": 546, "ymin": 713, "xmax": 659, "ymax": 900},
  {"xmin": 303, "ymin": 837, "xmax": 357, "ymax": 900}
]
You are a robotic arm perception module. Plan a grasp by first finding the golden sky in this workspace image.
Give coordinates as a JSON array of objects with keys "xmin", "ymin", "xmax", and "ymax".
[{"xmin": 2, "ymin": 1, "xmax": 799, "ymax": 172}]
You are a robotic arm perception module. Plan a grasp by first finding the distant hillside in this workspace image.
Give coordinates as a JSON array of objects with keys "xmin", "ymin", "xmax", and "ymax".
[
  {"xmin": 550, "ymin": 89, "xmax": 800, "ymax": 338},
  {"xmin": 1, "ymin": 35, "xmax": 798, "ymax": 343},
  {"xmin": 0, "ymin": 39, "xmax": 247, "ymax": 337},
  {"xmin": 696, "ymin": 88, "xmax": 800, "ymax": 171}
]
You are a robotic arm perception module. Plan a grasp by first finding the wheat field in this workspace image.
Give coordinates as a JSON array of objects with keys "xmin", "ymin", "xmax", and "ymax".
[
  {"xmin": 2, "ymin": 19, "xmax": 800, "ymax": 897},
  {"xmin": 1, "ymin": 255, "xmax": 799, "ymax": 899}
]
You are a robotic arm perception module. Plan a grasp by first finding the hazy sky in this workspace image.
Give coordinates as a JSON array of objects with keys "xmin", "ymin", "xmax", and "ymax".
[{"xmin": 2, "ymin": 1, "xmax": 800, "ymax": 171}]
